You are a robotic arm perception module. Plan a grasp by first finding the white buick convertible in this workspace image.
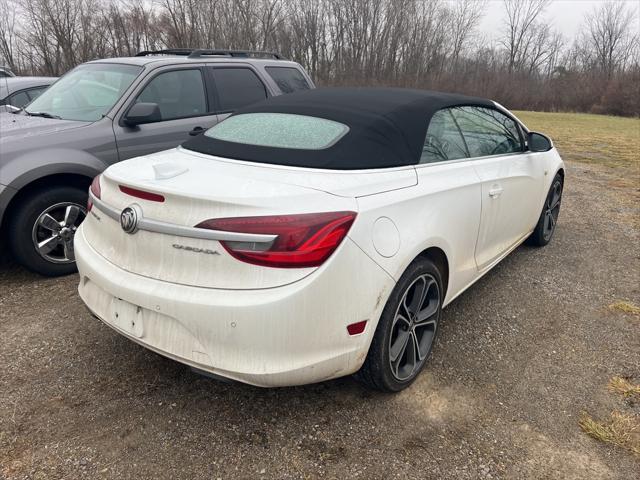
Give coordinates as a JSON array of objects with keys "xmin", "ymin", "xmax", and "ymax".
[{"xmin": 75, "ymin": 88, "xmax": 564, "ymax": 391}]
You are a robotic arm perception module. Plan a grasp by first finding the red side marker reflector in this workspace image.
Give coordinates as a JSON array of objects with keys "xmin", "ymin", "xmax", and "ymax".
[
  {"xmin": 119, "ymin": 185, "xmax": 165, "ymax": 202},
  {"xmin": 347, "ymin": 320, "xmax": 367, "ymax": 336}
]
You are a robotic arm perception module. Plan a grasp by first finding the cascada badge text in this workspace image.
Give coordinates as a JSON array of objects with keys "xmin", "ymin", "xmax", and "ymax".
[
  {"xmin": 120, "ymin": 206, "xmax": 139, "ymax": 234},
  {"xmin": 172, "ymin": 244, "xmax": 220, "ymax": 256}
]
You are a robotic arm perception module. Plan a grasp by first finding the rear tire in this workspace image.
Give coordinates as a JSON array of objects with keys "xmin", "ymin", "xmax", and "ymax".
[
  {"xmin": 8, "ymin": 186, "xmax": 88, "ymax": 276},
  {"xmin": 527, "ymin": 173, "xmax": 563, "ymax": 247},
  {"xmin": 357, "ymin": 258, "xmax": 443, "ymax": 392}
]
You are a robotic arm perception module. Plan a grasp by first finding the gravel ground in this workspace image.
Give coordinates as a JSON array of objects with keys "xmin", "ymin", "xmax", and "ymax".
[{"xmin": 1, "ymin": 160, "xmax": 638, "ymax": 479}]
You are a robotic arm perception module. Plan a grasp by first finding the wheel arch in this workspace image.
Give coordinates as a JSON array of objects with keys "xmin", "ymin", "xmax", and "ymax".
[
  {"xmin": 0, "ymin": 172, "xmax": 94, "ymax": 231},
  {"xmin": 416, "ymin": 246, "xmax": 450, "ymax": 300}
]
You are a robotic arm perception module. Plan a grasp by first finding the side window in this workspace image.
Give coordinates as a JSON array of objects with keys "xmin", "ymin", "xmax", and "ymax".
[
  {"xmin": 27, "ymin": 87, "xmax": 48, "ymax": 101},
  {"xmin": 421, "ymin": 109, "xmax": 468, "ymax": 163},
  {"xmin": 265, "ymin": 67, "xmax": 311, "ymax": 94},
  {"xmin": 451, "ymin": 107, "xmax": 523, "ymax": 158},
  {"xmin": 211, "ymin": 68, "xmax": 267, "ymax": 112},
  {"xmin": 135, "ymin": 69, "xmax": 207, "ymax": 121},
  {"xmin": 8, "ymin": 91, "xmax": 31, "ymax": 108}
]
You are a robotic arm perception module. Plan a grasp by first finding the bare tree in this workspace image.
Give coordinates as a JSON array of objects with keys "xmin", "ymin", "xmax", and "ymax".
[
  {"xmin": 501, "ymin": 0, "xmax": 551, "ymax": 73},
  {"xmin": 447, "ymin": 0, "xmax": 486, "ymax": 68},
  {"xmin": 0, "ymin": 0, "xmax": 19, "ymax": 70},
  {"xmin": 583, "ymin": 0, "xmax": 638, "ymax": 78},
  {"xmin": 3, "ymin": 0, "xmax": 639, "ymax": 116}
]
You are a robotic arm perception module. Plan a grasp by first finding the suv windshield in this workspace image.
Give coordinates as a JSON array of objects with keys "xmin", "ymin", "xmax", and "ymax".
[{"xmin": 25, "ymin": 63, "xmax": 141, "ymax": 121}]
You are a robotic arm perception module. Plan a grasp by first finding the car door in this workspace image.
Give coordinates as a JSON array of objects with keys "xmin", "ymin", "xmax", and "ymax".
[
  {"xmin": 414, "ymin": 108, "xmax": 484, "ymax": 294},
  {"xmin": 113, "ymin": 66, "xmax": 219, "ymax": 160},
  {"xmin": 451, "ymin": 106, "xmax": 545, "ymax": 271},
  {"xmin": 207, "ymin": 65, "xmax": 270, "ymax": 122}
]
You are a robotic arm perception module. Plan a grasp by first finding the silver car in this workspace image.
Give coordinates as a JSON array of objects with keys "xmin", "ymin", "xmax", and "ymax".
[
  {"xmin": 0, "ymin": 76, "xmax": 57, "ymax": 113},
  {"xmin": 0, "ymin": 66, "xmax": 15, "ymax": 78},
  {"xmin": 0, "ymin": 49, "xmax": 314, "ymax": 276}
]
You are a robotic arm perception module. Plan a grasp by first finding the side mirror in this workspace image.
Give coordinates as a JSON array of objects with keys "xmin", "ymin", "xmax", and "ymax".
[
  {"xmin": 124, "ymin": 102, "xmax": 161, "ymax": 126},
  {"xmin": 528, "ymin": 132, "xmax": 553, "ymax": 152}
]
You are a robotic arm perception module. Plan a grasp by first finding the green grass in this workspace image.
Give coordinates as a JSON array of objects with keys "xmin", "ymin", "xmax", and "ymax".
[{"xmin": 514, "ymin": 111, "xmax": 640, "ymax": 170}]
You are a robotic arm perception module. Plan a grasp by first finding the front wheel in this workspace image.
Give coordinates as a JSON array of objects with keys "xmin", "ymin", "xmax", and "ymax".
[
  {"xmin": 527, "ymin": 173, "xmax": 563, "ymax": 247},
  {"xmin": 8, "ymin": 186, "xmax": 88, "ymax": 276},
  {"xmin": 357, "ymin": 258, "xmax": 443, "ymax": 392}
]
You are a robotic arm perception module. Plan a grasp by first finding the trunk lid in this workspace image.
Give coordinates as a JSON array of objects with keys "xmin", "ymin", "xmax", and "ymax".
[{"xmin": 83, "ymin": 147, "xmax": 415, "ymax": 289}]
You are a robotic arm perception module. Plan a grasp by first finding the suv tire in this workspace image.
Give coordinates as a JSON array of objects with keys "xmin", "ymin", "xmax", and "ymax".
[{"xmin": 8, "ymin": 186, "xmax": 88, "ymax": 276}]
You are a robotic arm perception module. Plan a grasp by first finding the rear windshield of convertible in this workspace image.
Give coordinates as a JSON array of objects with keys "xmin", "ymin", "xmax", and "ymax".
[{"xmin": 205, "ymin": 113, "xmax": 349, "ymax": 150}]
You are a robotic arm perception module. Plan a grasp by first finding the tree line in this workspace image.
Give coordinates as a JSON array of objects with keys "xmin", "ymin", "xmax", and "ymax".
[{"xmin": 1, "ymin": 0, "xmax": 638, "ymax": 116}]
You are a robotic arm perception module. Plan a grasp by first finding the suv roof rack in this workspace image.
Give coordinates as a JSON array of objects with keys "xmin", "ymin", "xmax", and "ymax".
[
  {"xmin": 135, "ymin": 49, "xmax": 194, "ymax": 57},
  {"xmin": 135, "ymin": 48, "xmax": 286, "ymax": 60}
]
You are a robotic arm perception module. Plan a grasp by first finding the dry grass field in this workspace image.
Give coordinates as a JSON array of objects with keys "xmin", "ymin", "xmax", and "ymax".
[
  {"xmin": 518, "ymin": 110, "xmax": 640, "ymax": 231},
  {"xmin": 515, "ymin": 111, "xmax": 640, "ymax": 170}
]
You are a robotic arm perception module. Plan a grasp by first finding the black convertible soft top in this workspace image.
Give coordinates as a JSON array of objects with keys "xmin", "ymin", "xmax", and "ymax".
[{"xmin": 182, "ymin": 87, "xmax": 496, "ymax": 170}]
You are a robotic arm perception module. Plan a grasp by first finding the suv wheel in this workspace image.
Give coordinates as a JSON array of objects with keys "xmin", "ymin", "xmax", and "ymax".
[{"xmin": 8, "ymin": 186, "xmax": 87, "ymax": 276}]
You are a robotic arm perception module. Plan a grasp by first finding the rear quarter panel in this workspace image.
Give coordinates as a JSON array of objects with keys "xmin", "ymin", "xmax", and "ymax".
[{"xmin": 349, "ymin": 161, "xmax": 484, "ymax": 306}]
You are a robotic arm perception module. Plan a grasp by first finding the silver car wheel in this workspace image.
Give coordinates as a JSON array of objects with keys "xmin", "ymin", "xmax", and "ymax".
[
  {"xmin": 543, "ymin": 179, "xmax": 562, "ymax": 241},
  {"xmin": 31, "ymin": 202, "xmax": 86, "ymax": 264},
  {"xmin": 388, "ymin": 273, "xmax": 440, "ymax": 381}
]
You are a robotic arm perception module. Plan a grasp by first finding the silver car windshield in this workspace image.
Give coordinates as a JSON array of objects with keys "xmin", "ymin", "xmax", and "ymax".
[{"xmin": 25, "ymin": 63, "xmax": 142, "ymax": 122}]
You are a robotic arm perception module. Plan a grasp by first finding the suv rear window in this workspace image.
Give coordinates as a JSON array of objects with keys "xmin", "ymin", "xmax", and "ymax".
[
  {"xmin": 265, "ymin": 67, "xmax": 311, "ymax": 93},
  {"xmin": 205, "ymin": 113, "xmax": 348, "ymax": 150},
  {"xmin": 211, "ymin": 68, "xmax": 267, "ymax": 112}
]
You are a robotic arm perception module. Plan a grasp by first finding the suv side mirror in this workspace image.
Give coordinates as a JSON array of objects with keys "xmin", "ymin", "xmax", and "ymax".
[
  {"xmin": 528, "ymin": 132, "xmax": 553, "ymax": 152},
  {"xmin": 124, "ymin": 102, "xmax": 161, "ymax": 126}
]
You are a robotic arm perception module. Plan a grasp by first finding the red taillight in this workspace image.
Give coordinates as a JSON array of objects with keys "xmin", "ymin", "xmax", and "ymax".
[
  {"xmin": 119, "ymin": 185, "xmax": 165, "ymax": 203},
  {"xmin": 87, "ymin": 174, "xmax": 101, "ymax": 211},
  {"xmin": 196, "ymin": 211, "xmax": 357, "ymax": 268}
]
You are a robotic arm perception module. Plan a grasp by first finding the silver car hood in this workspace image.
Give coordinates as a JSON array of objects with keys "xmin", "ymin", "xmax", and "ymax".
[{"xmin": 0, "ymin": 113, "xmax": 88, "ymax": 142}]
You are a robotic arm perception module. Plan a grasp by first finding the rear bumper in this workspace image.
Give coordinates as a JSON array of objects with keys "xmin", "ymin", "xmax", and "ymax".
[{"xmin": 75, "ymin": 225, "xmax": 395, "ymax": 387}]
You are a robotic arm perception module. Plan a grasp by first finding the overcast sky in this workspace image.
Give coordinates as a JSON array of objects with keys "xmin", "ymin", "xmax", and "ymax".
[{"xmin": 477, "ymin": 0, "xmax": 640, "ymax": 41}]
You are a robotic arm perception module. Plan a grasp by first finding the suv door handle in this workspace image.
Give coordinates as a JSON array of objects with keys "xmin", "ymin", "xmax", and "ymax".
[
  {"xmin": 189, "ymin": 126, "xmax": 206, "ymax": 136},
  {"xmin": 488, "ymin": 186, "xmax": 504, "ymax": 198}
]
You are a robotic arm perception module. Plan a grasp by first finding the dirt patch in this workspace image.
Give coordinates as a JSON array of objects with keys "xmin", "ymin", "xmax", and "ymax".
[{"xmin": 1, "ymin": 160, "xmax": 639, "ymax": 479}]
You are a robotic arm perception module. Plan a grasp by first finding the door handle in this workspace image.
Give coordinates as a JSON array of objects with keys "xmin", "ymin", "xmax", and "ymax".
[
  {"xmin": 488, "ymin": 186, "xmax": 504, "ymax": 198},
  {"xmin": 188, "ymin": 126, "xmax": 206, "ymax": 136}
]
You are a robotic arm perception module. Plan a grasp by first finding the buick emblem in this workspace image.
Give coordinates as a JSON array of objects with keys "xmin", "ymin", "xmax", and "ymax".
[{"xmin": 120, "ymin": 206, "xmax": 139, "ymax": 234}]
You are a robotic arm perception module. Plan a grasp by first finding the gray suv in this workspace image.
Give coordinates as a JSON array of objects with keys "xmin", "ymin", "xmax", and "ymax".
[{"xmin": 0, "ymin": 49, "xmax": 314, "ymax": 276}]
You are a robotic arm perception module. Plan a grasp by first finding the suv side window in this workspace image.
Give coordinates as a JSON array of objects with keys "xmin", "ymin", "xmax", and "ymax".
[
  {"xmin": 136, "ymin": 69, "xmax": 207, "ymax": 121},
  {"xmin": 421, "ymin": 108, "xmax": 468, "ymax": 163},
  {"xmin": 211, "ymin": 67, "xmax": 267, "ymax": 112},
  {"xmin": 451, "ymin": 106, "xmax": 523, "ymax": 158},
  {"xmin": 265, "ymin": 67, "xmax": 311, "ymax": 93}
]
